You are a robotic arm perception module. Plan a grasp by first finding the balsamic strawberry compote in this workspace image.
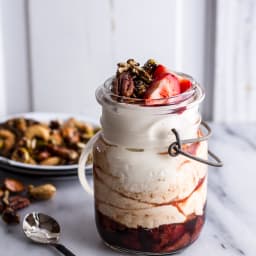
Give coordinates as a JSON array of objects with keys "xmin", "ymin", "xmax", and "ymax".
[
  {"xmin": 96, "ymin": 210, "xmax": 205, "ymax": 253},
  {"xmin": 93, "ymin": 59, "xmax": 207, "ymax": 254}
]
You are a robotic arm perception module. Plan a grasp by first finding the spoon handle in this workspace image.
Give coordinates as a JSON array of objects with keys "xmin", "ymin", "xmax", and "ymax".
[{"xmin": 52, "ymin": 243, "xmax": 76, "ymax": 256}]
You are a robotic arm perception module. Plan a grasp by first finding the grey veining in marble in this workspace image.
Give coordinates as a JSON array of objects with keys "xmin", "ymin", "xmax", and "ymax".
[{"xmin": 0, "ymin": 123, "xmax": 255, "ymax": 256}]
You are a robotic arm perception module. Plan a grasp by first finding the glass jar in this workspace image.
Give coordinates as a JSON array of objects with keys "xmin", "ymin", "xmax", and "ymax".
[{"xmin": 78, "ymin": 73, "xmax": 219, "ymax": 255}]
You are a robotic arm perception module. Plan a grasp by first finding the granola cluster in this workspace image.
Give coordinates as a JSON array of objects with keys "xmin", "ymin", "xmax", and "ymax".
[{"xmin": 112, "ymin": 59, "xmax": 157, "ymax": 98}]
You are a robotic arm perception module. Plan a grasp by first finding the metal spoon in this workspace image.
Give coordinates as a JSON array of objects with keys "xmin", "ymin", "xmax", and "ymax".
[{"xmin": 23, "ymin": 212, "xmax": 76, "ymax": 256}]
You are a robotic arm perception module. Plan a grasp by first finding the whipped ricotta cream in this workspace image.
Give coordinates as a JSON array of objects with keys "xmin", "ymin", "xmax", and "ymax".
[
  {"xmin": 94, "ymin": 137, "xmax": 207, "ymax": 229},
  {"xmin": 100, "ymin": 103, "xmax": 201, "ymax": 149}
]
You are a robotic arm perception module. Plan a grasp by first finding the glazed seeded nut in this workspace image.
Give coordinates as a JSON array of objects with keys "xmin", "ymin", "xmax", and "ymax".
[
  {"xmin": 28, "ymin": 184, "xmax": 56, "ymax": 200},
  {"xmin": 4, "ymin": 178, "xmax": 25, "ymax": 193},
  {"xmin": 143, "ymin": 59, "xmax": 157, "ymax": 75},
  {"xmin": 25, "ymin": 124, "xmax": 50, "ymax": 141}
]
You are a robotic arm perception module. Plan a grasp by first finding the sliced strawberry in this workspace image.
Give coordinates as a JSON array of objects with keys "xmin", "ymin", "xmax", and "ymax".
[
  {"xmin": 144, "ymin": 73, "xmax": 180, "ymax": 105},
  {"xmin": 153, "ymin": 64, "xmax": 169, "ymax": 79},
  {"xmin": 179, "ymin": 79, "xmax": 192, "ymax": 93}
]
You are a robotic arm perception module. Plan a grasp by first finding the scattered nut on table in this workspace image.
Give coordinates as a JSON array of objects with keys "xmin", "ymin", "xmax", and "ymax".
[
  {"xmin": 28, "ymin": 184, "xmax": 56, "ymax": 200},
  {"xmin": 0, "ymin": 177, "xmax": 56, "ymax": 225}
]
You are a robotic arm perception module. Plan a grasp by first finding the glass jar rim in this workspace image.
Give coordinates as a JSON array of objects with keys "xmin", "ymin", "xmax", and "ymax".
[{"xmin": 96, "ymin": 72, "xmax": 205, "ymax": 112}]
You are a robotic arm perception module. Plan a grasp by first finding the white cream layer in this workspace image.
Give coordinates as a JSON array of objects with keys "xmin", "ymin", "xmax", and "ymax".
[
  {"xmin": 100, "ymin": 103, "xmax": 201, "ymax": 149},
  {"xmin": 94, "ymin": 138, "xmax": 208, "ymax": 229}
]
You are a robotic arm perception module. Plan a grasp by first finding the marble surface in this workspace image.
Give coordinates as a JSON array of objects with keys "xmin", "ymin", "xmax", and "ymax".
[{"xmin": 0, "ymin": 123, "xmax": 255, "ymax": 256}]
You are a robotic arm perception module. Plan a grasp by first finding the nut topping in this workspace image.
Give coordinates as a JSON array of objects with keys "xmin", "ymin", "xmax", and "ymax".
[
  {"xmin": 9, "ymin": 196, "xmax": 30, "ymax": 211},
  {"xmin": 112, "ymin": 72, "xmax": 135, "ymax": 97},
  {"xmin": 4, "ymin": 178, "xmax": 25, "ymax": 193},
  {"xmin": 28, "ymin": 184, "xmax": 56, "ymax": 200},
  {"xmin": 0, "ymin": 177, "xmax": 57, "ymax": 225},
  {"xmin": 112, "ymin": 59, "xmax": 157, "ymax": 98}
]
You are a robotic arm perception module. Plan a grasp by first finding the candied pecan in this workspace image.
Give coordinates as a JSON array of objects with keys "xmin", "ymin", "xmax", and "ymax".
[
  {"xmin": 112, "ymin": 72, "xmax": 135, "ymax": 97},
  {"xmin": 4, "ymin": 178, "xmax": 25, "ymax": 193},
  {"xmin": 9, "ymin": 196, "xmax": 30, "ymax": 211},
  {"xmin": 2, "ymin": 207, "xmax": 20, "ymax": 224}
]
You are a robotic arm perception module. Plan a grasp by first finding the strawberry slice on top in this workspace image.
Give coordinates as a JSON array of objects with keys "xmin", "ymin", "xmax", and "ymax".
[
  {"xmin": 153, "ymin": 64, "xmax": 169, "ymax": 79},
  {"xmin": 144, "ymin": 64, "xmax": 180, "ymax": 105},
  {"xmin": 144, "ymin": 72, "xmax": 180, "ymax": 105}
]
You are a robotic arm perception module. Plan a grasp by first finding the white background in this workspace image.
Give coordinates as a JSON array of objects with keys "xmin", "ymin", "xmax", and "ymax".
[{"xmin": 0, "ymin": 0, "xmax": 255, "ymax": 122}]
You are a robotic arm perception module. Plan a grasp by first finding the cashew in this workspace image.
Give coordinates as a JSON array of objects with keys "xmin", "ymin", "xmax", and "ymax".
[
  {"xmin": 40, "ymin": 156, "xmax": 61, "ymax": 166},
  {"xmin": 25, "ymin": 125, "xmax": 50, "ymax": 141},
  {"xmin": 0, "ymin": 129, "xmax": 16, "ymax": 154}
]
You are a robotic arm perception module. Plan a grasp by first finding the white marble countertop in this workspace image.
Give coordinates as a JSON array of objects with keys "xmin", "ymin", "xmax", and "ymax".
[{"xmin": 0, "ymin": 123, "xmax": 255, "ymax": 256}]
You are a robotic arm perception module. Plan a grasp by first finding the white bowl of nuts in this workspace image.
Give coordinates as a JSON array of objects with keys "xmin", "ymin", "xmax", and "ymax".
[{"xmin": 0, "ymin": 112, "xmax": 99, "ymax": 177}]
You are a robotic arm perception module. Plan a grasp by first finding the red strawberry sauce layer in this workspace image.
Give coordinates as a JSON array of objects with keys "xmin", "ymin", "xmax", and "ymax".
[{"xmin": 95, "ymin": 208, "xmax": 205, "ymax": 253}]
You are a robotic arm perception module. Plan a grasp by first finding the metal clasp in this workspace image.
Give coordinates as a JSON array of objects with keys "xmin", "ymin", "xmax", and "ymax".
[{"xmin": 168, "ymin": 121, "xmax": 223, "ymax": 167}]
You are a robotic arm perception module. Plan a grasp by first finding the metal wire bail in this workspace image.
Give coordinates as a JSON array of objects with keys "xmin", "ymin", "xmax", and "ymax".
[{"xmin": 168, "ymin": 121, "xmax": 223, "ymax": 167}]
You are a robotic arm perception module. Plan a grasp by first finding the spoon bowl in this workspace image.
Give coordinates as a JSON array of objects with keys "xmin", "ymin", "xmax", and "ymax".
[
  {"xmin": 23, "ymin": 212, "xmax": 75, "ymax": 256},
  {"xmin": 23, "ymin": 212, "xmax": 60, "ymax": 244}
]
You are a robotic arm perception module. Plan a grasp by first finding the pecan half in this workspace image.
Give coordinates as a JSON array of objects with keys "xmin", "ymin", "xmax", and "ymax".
[
  {"xmin": 9, "ymin": 196, "xmax": 30, "ymax": 211},
  {"xmin": 112, "ymin": 72, "xmax": 135, "ymax": 97}
]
